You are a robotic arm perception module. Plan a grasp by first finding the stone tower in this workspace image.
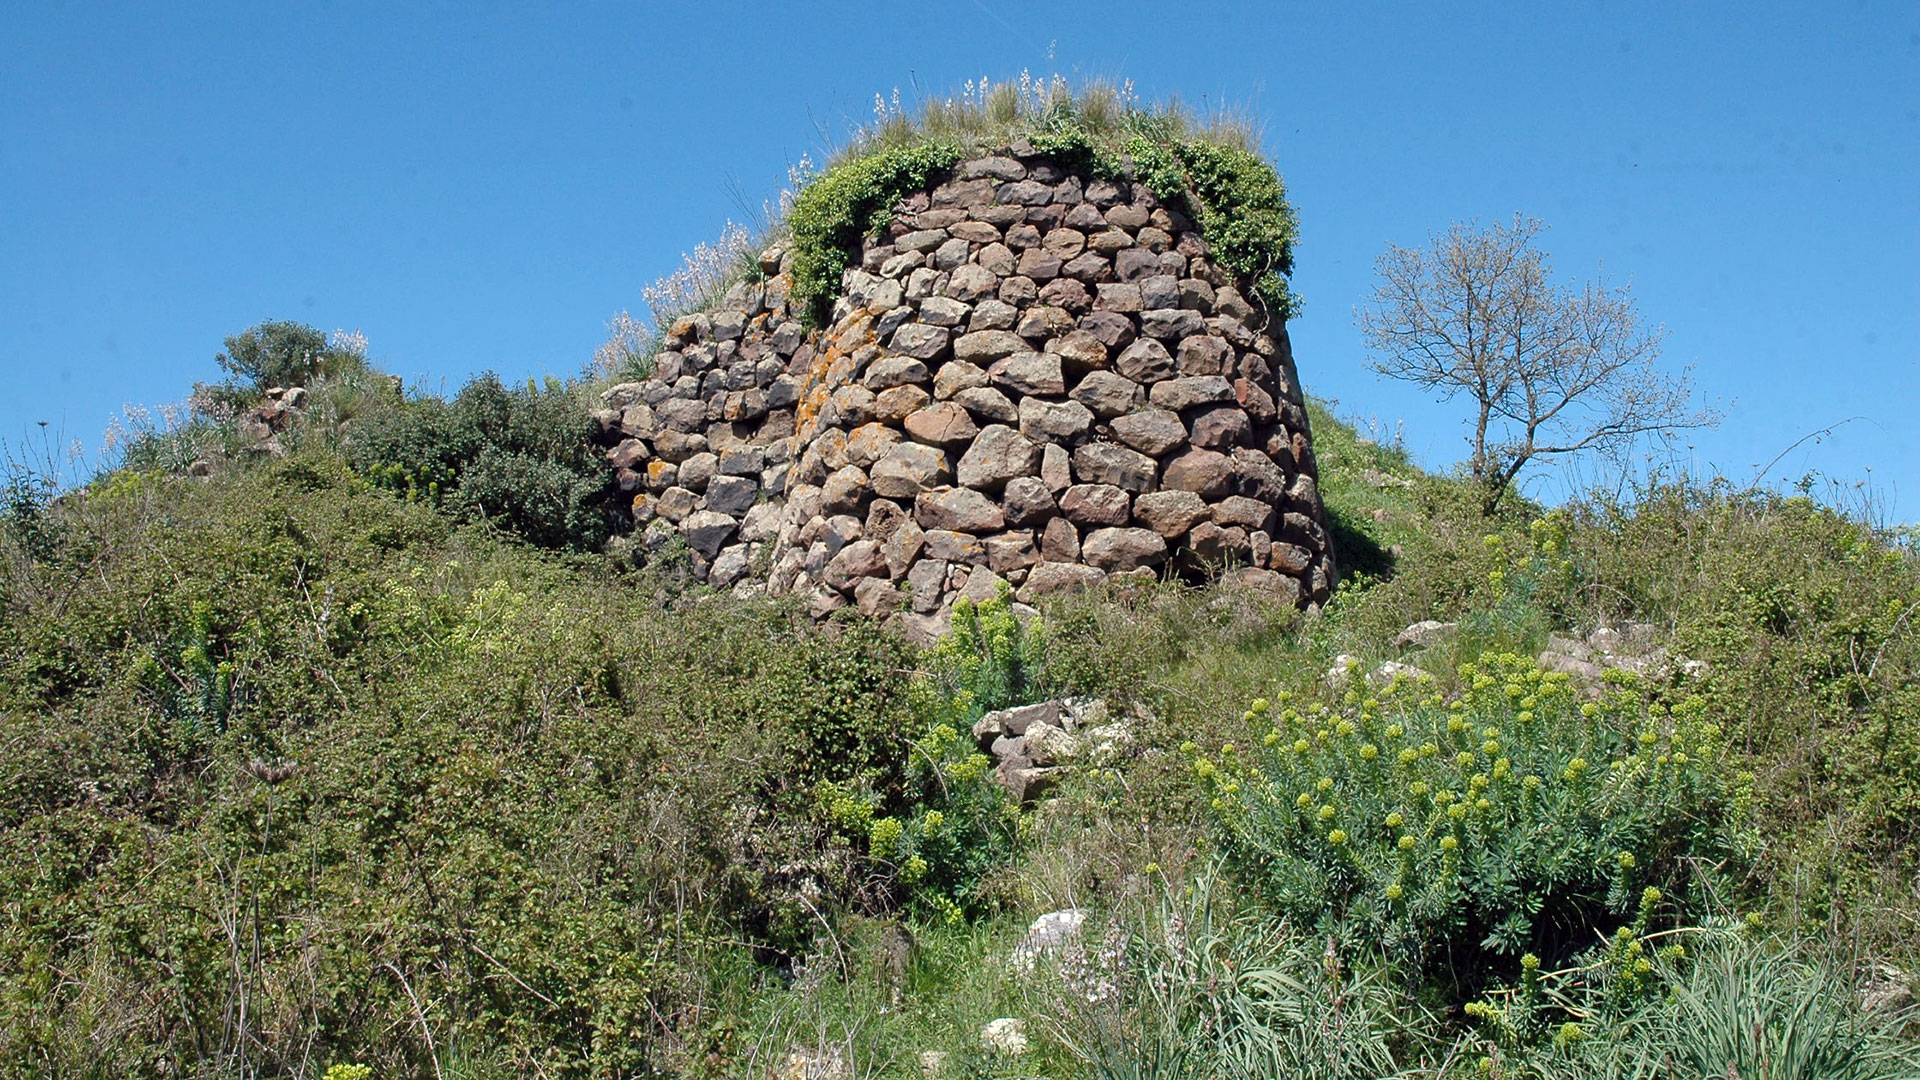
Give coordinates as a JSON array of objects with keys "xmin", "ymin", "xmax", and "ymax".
[{"xmin": 596, "ymin": 148, "xmax": 1335, "ymax": 639}]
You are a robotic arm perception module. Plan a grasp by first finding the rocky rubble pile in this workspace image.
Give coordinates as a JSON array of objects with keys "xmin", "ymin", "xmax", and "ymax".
[
  {"xmin": 595, "ymin": 150, "xmax": 1335, "ymax": 636},
  {"xmin": 230, "ymin": 385, "xmax": 310, "ymax": 457},
  {"xmin": 967, "ymin": 697, "xmax": 1129, "ymax": 803}
]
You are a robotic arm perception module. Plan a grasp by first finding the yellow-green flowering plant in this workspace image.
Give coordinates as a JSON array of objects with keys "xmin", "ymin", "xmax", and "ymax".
[
  {"xmin": 1198, "ymin": 652, "xmax": 1747, "ymax": 997},
  {"xmin": 914, "ymin": 587, "xmax": 1049, "ymax": 724}
]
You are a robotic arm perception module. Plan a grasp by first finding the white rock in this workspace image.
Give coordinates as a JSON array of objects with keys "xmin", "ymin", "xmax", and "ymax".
[
  {"xmin": 1084, "ymin": 721, "xmax": 1135, "ymax": 765},
  {"xmin": 1367, "ymin": 661, "xmax": 1429, "ymax": 688},
  {"xmin": 776, "ymin": 1047, "xmax": 849, "ymax": 1080},
  {"xmin": 1010, "ymin": 909, "xmax": 1086, "ymax": 972},
  {"xmin": 980, "ymin": 1017, "xmax": 1029, "ymax": 1056},
  {"xmin": 1324, "ymin": 654, "xmax": 1362, "ymax": 690},
  {"xmin": 1023, "ymin": 721, "xmax": 1082, "ymax": 766},
  {"xmin": 1056, "ymin": 695, "xmax": 1108, "ymax": 732},
  {"xmin": 1392, "ymin": 620, "xmax": 1458, "ymax": 648}
]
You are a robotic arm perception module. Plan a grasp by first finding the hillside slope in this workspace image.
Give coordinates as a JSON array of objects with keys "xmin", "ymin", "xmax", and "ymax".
[{"xmin": 3, "ymin": 388, "xmax": 1916, "ymax": 1075}]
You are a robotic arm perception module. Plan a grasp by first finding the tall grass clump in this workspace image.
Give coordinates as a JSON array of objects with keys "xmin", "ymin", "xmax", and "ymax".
[
  {"xmin": 1475, "ymin": 936, "xmax": 1920, "ymax": 1078},
  {"xmin": 1040, "ymin": 874, "xmax": 1410, "ymax": 1080}
]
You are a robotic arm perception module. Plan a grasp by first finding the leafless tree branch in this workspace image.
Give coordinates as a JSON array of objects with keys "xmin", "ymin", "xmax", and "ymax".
[{"xmin": 1357, "ymin": 215, "xmax": 1719, "ymax": 512}]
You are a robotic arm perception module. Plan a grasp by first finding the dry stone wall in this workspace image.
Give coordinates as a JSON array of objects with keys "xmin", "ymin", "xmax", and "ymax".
[{"xmin": 595, "ymin": 149, "xmax": 1335, "ymax": 639}]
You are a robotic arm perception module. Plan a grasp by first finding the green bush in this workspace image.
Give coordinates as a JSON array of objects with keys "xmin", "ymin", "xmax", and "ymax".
[
  {"xmin": 0, "ymin": 451, "xmax": 929, "ymax": 1074},
  {"xmin": 347, "ymin": 372, "xmax": 612, "ymax": 550},
  {"xmin": 452, "ymin": 445, "xmax": 609, "ymax": 550},
  {"xmin": 917, "ymin": 590, "xmax": 1050, "ymax": 722},
  {"xmin": 812, "ymin": 598, "xmax": 1035, "ymax": 922},
  {"xmin": 787, "ymin": 141, "xmax": 964, "ymax": 324},
  {"xmin": 213, "ymin": 319, "xmax": 366, "ymax": 390},
  {"xmin": 1199, "ymin": 653, "xmax": 1747, "ymax": 995},
  {"xmin": 821, "ymin": 719, "xmax": 1012, "ymax": 923},
  {"xmin": 1558, "ymin": 482, "xmax": 1920, "ymax": 951}
]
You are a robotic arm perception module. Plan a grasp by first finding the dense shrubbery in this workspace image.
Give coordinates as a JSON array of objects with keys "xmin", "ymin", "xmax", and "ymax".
[
  {"xmin": 7, "ymin": 323, "xmax": 1918, "ymax": 1075},
  {"xmin": 1202, "ymin": 655, "xmax": 1747, "ymax": 995},
  {"xmin": 343, "ymin": 372, "xmax": 614, "ymax": 550},
  {"xmin": 0, "ymin": 451, "xmax": 939, "ymax": 1075}
]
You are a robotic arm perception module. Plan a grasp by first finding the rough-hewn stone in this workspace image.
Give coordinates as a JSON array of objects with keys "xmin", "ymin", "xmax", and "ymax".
[{"xmin": 599, "ymin": 149, "xmax": 1334, "ymax": 619}]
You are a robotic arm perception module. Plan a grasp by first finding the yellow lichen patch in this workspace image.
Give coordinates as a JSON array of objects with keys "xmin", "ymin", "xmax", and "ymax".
[{"xmin": 792, "ymin": 311, "xmax": 876, "ymax": 445}]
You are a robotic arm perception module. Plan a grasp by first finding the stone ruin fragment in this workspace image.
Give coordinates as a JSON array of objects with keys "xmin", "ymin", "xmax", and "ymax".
[{"xmin": 595, "ymin": 150, "xmax": 1336, "ymax": 639}]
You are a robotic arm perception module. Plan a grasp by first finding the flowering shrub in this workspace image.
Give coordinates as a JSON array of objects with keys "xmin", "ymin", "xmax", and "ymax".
[
  {"xmin": 1199, "ymin": 653, "xmax": 1747, "ymax": 986},
  {"xmin": 816, "ymin": 721, "xmax": 1011, "ymax": 922},
  {"xmin": 915, "ymin": 588, "xmax": 1048, "ymax": 723}
]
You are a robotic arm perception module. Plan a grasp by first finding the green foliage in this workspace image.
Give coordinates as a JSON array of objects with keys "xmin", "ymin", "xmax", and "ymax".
[
  {"xmin": 786, "ymin": 141, "xmax": 964, "ymax": 324},
  {"xmin": 917, "ymin": 589, "xmax": 1049, "ymax": 722},
  {"xmin": 454, "ymin": 445, "xmax": 610, "ymax": 550},
  {"xmin": 876, "ymin": 721, "xmax": 1012, "ymax": 922},
  {"xmin": 0, "ymin": 445, "xmax": 65, "ymax": 566},
  {"xmin": 1200, "ymin": 653, "xmax": 1745, "ymax": 993},
  {"xmin": 1125, "ymin": 137, "xmax": 1299, "ymax": 317},
  {"xmin": 815, "ymin": 606, "xmax": 1028, "ymax": 922},
  {"xmin": 347, "ymin": 373, "xmax": 612, "ymax": 550},
  {"xmin": 0, "ymin": 450, "xmax": 927, "ymax": 1074},
  {"xmin": 214, "ymin": 319, "xmax": 365, "ymax": 390},
  {"xmin": 1563, "ymin": 483, "xmax": 1920, "ymax": 952}
]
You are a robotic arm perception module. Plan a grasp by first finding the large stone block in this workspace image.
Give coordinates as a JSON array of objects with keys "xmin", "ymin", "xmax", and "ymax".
[{"xmin": 956, "ymin": 425, "xmax": 1042, "ymax": 489}]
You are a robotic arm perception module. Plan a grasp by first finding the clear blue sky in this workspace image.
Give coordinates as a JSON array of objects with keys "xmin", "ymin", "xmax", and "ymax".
[{"xmin": 4, "ymin": 2, "xmax": 1916, "ymax": 520}]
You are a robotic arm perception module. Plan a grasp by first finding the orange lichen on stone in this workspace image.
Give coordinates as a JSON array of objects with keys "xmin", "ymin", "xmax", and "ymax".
[{"xmin": 793, "ymin": 312, "xmax": 875, "ymax": 444}]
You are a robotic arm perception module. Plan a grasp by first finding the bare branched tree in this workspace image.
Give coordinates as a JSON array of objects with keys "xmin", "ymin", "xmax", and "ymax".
[{"xmin": 1358, "ymin": 215, "xmax": 1718, "ymax": 513}]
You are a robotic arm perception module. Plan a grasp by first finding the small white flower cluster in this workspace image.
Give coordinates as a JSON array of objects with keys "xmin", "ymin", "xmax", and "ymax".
[
  {"xmin": 1059, "ymin": 921, "xmax": 1130, "ymax": 1005},
  {"xmin": 596, "ymin": 215, "xmax": 760, "ymax": 373},
  {"xmin": 640, "ymin": 220, "xmax": 753, "ymax": 326},
  {"xmin": 960, "ymin": 74, "xmax": 991, "ymax": 110},
  {"xmin": 1015, "ymin": 69, "xmax": 1070, "ymax": 115},
  {"xmin": 328, "ymin": 328, "xmax": 368, "ymax": 358},
  {"xmin": 773, "ymin": 152, "xmax": 817, "ymax": 219},
  {"xmin": 591, "ymin": 309, "xmax": 653, "ymax": 376},
  {"xmin": 103, "ymin": 400, "xmax": 195, "ymax": 452}
]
